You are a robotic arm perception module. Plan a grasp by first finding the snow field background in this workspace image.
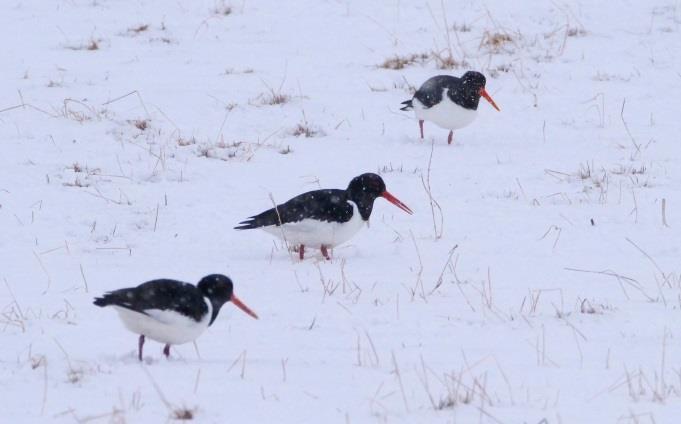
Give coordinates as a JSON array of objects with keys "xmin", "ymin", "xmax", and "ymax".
[{"xmin": 1, "ymin": 0, "xmax": 681, "ymax": 422}]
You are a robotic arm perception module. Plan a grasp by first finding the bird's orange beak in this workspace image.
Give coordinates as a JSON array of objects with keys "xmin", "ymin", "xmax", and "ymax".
[
  {"xmin": 381, "ymin": 191, "xmax": 413, "ymax": 215},
  {"xmin": 230, "ymin": 294, "xmax": 259, "ymax": 319},
  {"xmin": 480, "ymin": 88, "xmax": 500, "ymax": 111}
]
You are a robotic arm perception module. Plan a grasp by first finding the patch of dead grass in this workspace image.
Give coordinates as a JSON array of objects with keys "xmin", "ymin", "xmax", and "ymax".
[
  {"xmin": 66, "ymin": 38, "xmax": 101, "ymax": 51},
  {"xmin": 481, "ymin": 31, "xmax": 514, "ymax": 53},
  {"xmin": 129, "ymin": 119, "xmax": 149, "ymax": 131},
  {"xmin": 291, "ymin": 122, "xmax": 324, "ymax": 138},
  {"xmin": 171, "ymin": 407, "xmax": 196, "ymax": 420},
  {"xmin": 213, "ymin": 1, "xmax": 232, "ymax": 16},
  {"xmin": 130, "ymin": 24, "xmax": 150, "ymax": 34},
  {"xmin": 379, "ymin": 53, "xmax": 429, "ymax": 70},
  {"xmin": 378, "ymin": 51, "xmax": 467, "ymax": 70},
  {"xmin": 262, "ymin": 92, "xmax": 290, "ymax": 105}
]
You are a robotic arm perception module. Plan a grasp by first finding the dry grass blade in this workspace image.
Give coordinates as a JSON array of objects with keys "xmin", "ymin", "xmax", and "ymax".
[
  {"xmin": 621, "ymin": 99, "xmax": 641, "ymax": 157},
  {"xmin": 421, "ymin": 139, "xmax": 443, "ymax": 239},
  {"xmin": 564, "ymin": 267, "xmax": 653, "ymax": 301},
  {"xmin": 429, "ymin": 245, "xmax": 458, "ymax": 294},
  {"xmin": 391, "ymin": 351, "xmax": 410, "ymax": 412},
  {"xmin": 268, "ymin": 193, "xmax": 294, "ymax": 262},
  {"xmin": 661, "ymin": 198, "xmax": 670, "ymax": 227}
]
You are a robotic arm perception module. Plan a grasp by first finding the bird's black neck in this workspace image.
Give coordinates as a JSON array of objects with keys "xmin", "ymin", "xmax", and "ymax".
[
  {"xmin": 448, "ymin": 86, "xmax": 481, "ymax": 110},
  {"xmin": 208, "ymin": 301, "xmax": 222, "ymax": 326},
  {"xmin": 349, "ymin": 193, "xmax": 376, "ymax": 220}
]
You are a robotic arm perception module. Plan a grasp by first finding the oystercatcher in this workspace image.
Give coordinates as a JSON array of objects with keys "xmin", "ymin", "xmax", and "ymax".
[
  {"xmin": 400, "ymin": 71, "xmax": 500, "ymax": 145},
  {"xmin": 94, "ymin": 274, "xmax": 258, "ymax": 361},
  {"xmin": 234, "ymin": 173, "xmax": 413, "ymax": 260}
]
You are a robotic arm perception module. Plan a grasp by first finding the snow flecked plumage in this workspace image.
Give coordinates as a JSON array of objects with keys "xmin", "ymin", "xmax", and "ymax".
[
  {"xmin": 94, "ymin": 274, "xmax": 257, "ymax": 359},
  {"xmin": 402, "ymin": 71, "xmax": 500, "ymax": 144},
  {"xmin": 235, "ymin": 173, "xmax": 412, "ymax": 259}
]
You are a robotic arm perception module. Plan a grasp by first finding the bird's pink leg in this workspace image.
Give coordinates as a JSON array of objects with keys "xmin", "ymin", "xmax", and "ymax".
[
  {"xmin": 163, "ymin": 344, "xmax": 170, "ymax": 358},
  {"xmin": 299, "ymin": 244, "xmax": 305, "ymax": 260},
  {"xmin": 320, "ymin": 245, "xmax": 331, "ymax": 260},
  {"xmin": 138, "ymin": 335, "xmax": 145, "ymax": 362},
  {"xmin": 447, "ymin": 130, "xmax": 453, "ymax": 145},
  {"xmin": 419, "ymin": 120, "xmax": 424, "ymax": 140}
]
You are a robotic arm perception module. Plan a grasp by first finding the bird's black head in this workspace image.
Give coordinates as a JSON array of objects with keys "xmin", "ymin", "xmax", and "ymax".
[
  {"xmin": 346, "ymin": 173, "xmax": 386, "ymax": 220},
  {"xmin": 458, "ymin": 71, "xmax": 500, "ymax": 111},
  {"xmin": 347, "ymin": 173, "xmax": 386, "ymax": 199},
  {"xmin": 197, "ymin": 274, "xmax": 233, "ymax": 324},
  {"xmin": 461, "ymin": 71, "xmax": 487, "ymax": 91},
  {"xmin": 347, "ymin": 173, "xmax": 413, "ymax": 220},
  {"xmin": 197, "ymin": 274, "xmax": 258, "ymax": 325},
  {"xmin": 457, "ymin": 71, "xmax": 487, "ymax": 108}
]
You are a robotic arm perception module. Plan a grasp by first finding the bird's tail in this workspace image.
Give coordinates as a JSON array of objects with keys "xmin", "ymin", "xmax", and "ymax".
[
  {"xmin": 93, "ymin": 294, "xmax": 114, "ymax": 307},
  {"xmin": 234, "ymin": 217, "xmax": 259, "ymax": 230},
  {"xmin": 235, "ymin": 207, "xmax": 285, "ymax": 230},
  {"xmin": 400, "ymin": 99, "xmax": 413, "ymax": 111}
]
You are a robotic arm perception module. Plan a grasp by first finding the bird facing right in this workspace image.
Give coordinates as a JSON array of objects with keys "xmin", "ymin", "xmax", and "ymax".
[
  {"xmin": 400, "ymin": 71, "xmax": 500, "ymax": 145},
  {"xmin": 234, "ymin": 173, "xmax": 413, "ymax": 260},
  {"xmin": 94, "ymin": 274, "xmax": 258, "ymax": 361}
]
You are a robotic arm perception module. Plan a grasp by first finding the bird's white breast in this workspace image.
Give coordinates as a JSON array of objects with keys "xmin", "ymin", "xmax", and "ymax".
[
  {"xmin": 113, "ymin": 298, "xmax": 212, "ymax": 345},
  {"xmin": 261, "ymin": 201, "xmax": 366, "ymax": 248},
  {"xmin": 413, "ymin": 88, "xmax": 478, "ymax": 130}
]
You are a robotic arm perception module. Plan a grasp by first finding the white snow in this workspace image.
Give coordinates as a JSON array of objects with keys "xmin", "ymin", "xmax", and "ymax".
[{"xmin": 1, "ymin": 0, "xmax": 681, "ymax": 423}]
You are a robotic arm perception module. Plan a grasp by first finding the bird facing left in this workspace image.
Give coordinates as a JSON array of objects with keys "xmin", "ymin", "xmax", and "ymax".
[{"xmin": 93, "ymin": 274, "xmax": 258, "ymax": 361}]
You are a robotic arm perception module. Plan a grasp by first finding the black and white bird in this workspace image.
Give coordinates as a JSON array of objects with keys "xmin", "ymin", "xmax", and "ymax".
[
  {"xmin": 94, "ymin": 274, "xmax": 258, "ymax": 361},
  {"xmin": 400, "ymin": 71, "xmax": 500, "ymax": 145},
  {"xmin": 234, "ymin": 173, "xmax": 413, "ymax": 260}
]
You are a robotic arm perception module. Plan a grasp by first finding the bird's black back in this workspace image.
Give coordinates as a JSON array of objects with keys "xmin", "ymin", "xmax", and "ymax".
[
  {"xmin": 94, "ymin": 279, "xmax": 208, "ymax": 323},
  {"xmin": 413, "ymin": 75, "xmax": 481, "ymax": 110},
  {"xmin": 235, "ymin": 189, "xmax": 354, "ymax": 229}
]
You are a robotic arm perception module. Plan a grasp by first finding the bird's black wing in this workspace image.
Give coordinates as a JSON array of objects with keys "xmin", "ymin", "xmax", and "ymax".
[
  {"xmin": 413, "ymin": 75, "xmax": 460, "ymax": 108},
  {"xmin": 235, "ymin": 189, "xmax": 353, "ymax": 229},
  {"xmin": 93, "ymin": 279, "xmax": 208, "ymax": 322}
]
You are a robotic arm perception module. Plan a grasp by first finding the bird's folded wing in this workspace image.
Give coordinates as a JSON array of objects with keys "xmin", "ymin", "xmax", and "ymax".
[{"xmin": 236, "ymin": 189, "xmax": 353, "ymax": 229}]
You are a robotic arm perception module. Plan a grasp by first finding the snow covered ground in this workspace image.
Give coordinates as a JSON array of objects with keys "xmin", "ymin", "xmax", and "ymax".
[{"xmin": 1, "ymin": 0, "xmax": 681, "ymax": 422}]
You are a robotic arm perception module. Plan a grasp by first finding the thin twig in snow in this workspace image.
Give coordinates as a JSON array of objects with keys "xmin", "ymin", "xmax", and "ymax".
[
  {"xmin": 429, "ymin": 245, "xmax": 458, "ymax": 294},
  {"xmin": 102, "ymin": 90, "xmax": 150, "ymax": 118},
  {"xmin": 408, "ymin": 231, "xmax": 426, "ymax": 301},
  {"xmin": 564, "ymin": 267, "xmax": 653, "ymax": 301},
  {"xmin": 78, "ymin": 264, "xmax": 89, "ymax": 293},
  {"xmin": 620, "ymin": 99, "xmax": 641, "ymax": 157},
  {"xmin": 32, "ymin": 250, "xmax": 51, "ymax": 293},
  {"xmin": 421, "ymin": 139, "xmax": 443, "ymax": 239},
  {"xmin": 391, "ymin": 351, "xmax": 410, "ymax": 412},
  {"xmin": 661, "ymin": 198, "xmax": 670, "ymax": 227}
]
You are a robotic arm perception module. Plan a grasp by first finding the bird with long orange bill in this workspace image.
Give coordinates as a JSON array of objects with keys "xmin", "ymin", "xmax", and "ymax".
[
  {"xmin": 235, "ymin": 173, "xmax": 413, "ymax": 260},
  {"xmin": 401, "ymin": 71, "xmax": 500, "ymax": 145},
  {"xmin": 94, "ymin": 274, "xmax": 258, "ymax": 361}
]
